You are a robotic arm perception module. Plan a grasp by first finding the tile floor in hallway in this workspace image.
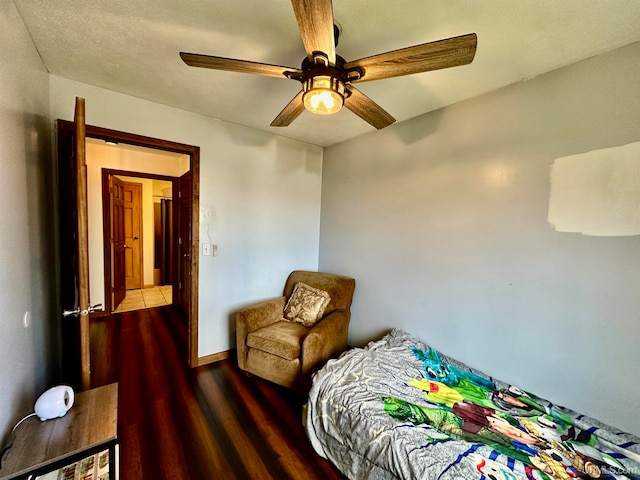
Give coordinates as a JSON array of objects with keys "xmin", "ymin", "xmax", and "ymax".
[{"xmin": 113, "ymin": 285, "xmax": 173, "ymax": 313}]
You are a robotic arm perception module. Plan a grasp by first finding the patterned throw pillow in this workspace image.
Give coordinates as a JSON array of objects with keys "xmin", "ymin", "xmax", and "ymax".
[{"xmin": 283, "ymin": 282, "xmax": 331, "ymax": 327}]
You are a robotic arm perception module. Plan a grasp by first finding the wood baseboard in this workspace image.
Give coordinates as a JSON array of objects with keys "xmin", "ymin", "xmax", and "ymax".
[{"xmin": 197, "ymin": 350, "xmax": 231, "ymax": 366}]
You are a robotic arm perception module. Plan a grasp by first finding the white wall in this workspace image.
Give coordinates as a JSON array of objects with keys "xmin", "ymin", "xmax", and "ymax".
[
  {"xmin": 50, "ymin": 76, "xmax": 323, "ymax": 356},
  {"xmin": 0, "ymin": 0, "xmax": 55, "ymax": 439},
  {"xmin": 320, "ymin": 42, "xmax": 640, "ymax": 434}
]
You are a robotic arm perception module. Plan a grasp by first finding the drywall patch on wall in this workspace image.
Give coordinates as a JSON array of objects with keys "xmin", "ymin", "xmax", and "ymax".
[{"xmin": 548, "ymin": 141, "xmax": 640, "ymax": 236}]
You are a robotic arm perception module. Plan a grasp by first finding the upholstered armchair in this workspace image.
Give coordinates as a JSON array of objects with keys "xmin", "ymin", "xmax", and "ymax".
[{"xmin": 236, "ymin": 270, "xmax": 356, "ymax": 392}]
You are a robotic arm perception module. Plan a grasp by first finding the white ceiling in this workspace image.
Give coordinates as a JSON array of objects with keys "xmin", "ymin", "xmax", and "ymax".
[{"xmin": 14, "ymin": 0, "xmax": 640, "ymax": 147}]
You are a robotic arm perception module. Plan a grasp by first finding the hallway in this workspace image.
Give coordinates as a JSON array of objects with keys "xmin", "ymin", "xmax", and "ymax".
[{"xmin": 112, "ymin": 285, "xmax": 172, "ymax": 313}]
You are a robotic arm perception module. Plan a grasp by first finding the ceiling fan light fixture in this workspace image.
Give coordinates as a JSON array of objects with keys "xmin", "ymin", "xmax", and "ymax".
[
  {"xmin": 302, "ymin": 74, "xmax": 345, "ymax": 115},
  {"xmin": 180, "ymin": 0, "xmax": 477, "ymax": 129}
]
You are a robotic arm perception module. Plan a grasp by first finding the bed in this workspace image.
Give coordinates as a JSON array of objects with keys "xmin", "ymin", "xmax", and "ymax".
[{"xmin": 305, "ymin": 329, "xmax": 640, "ymax": 480}]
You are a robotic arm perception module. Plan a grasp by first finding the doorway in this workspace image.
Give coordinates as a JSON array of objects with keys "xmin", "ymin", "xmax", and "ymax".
[
  {"xmin": 59, "ymin": 121, "xmax": 201, "ymax": 367},
  {"xmin": 102, "ymin": 171, "xmax": 176, "ymax": 313}
]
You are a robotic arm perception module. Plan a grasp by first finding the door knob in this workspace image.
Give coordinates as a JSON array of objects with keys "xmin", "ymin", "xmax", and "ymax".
[
  {"xmin": 63, "ymin": 303, "xmax": 103, "ymax": 317},
  {"xmin": 88, "ymin": 303, "xmax": 103, "ymax": 313},
  {"xmin": 134, "ymin": 236, "xmax": 139, "ymax": 240}
]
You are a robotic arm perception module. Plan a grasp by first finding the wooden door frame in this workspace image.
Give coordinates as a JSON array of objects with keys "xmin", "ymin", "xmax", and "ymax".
[
  {"xmin": 59, "ymin": 120, "xmax": 201, "ymax": 368},
  {"xmin": 102, "ymin": 170, "xmax": 178, "ymax": 311}
]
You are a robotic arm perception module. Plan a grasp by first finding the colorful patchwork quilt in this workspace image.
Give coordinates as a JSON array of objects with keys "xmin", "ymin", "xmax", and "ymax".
[{"xmin": 305, "ymin": 329, "xmax": 640, "ymax": 480}]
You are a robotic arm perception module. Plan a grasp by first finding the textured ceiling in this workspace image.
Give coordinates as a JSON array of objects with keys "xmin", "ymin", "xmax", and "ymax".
[{"xmin": 14, "ymin": 0, "xmax": 640, "ymax": 147}]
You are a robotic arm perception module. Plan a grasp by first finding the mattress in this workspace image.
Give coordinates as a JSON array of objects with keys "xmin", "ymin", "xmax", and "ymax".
[{"xmin": 305, "ymin": 329, "xmax": 640, "ymax": 480}]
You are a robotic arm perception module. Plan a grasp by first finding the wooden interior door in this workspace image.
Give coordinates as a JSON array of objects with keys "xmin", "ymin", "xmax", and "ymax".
[
  {"xmin": 57, "ymin": 97, "xmax": 96, "ymax": 391},
  {"xmin": 123, "ymin": 182, "xmax": 142, "ymax": 290},
  {"xmin": 178, "ymin": 171, "xmax": 192, "ymax": 312},
  {"xmin": 111, "ymin": 175, "xmax": 126, "ymax": 309}
]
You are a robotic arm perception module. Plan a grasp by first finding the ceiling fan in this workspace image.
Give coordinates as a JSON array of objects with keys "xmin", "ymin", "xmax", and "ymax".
[{"xmin": 180, "ymin": 0, "xmax": 477, "ymax": 129}]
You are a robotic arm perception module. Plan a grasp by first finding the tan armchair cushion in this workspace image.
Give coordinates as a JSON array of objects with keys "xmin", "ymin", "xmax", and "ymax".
[
  {"xmin": 282, "ymin": 282, "xmax": 331, "ymax": 327},
  {"xmin": 246, "ymin": 321, "xmax": 310, "ymax": 361}
]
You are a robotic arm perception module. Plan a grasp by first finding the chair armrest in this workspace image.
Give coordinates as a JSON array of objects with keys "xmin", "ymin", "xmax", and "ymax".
[
  {"xmin": 236, "ymin": 296, "xmax": 286, "ymax": 370},
  {"xmin": 300, "ymin": 309, "xmax": 350, "ymax": 386}
]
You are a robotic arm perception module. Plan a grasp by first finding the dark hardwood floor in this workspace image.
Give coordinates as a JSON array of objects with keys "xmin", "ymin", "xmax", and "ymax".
[{"xmin": 90, "ymin": 305, "xmax": 347, "ymax": 479}]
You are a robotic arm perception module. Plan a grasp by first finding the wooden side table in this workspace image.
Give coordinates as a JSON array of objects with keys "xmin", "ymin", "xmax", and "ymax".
[{"xmin": 0, "ymin": 383, "xmax": 118, "ymax": 480}]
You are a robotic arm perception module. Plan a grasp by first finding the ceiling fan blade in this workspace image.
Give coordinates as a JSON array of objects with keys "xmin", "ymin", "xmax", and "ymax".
[
  {"xmin": 344, "ymin": 87, "xmax": 395, "ymax": 130},
  {"xmin": 270, "ymin": 90, "xmax": 306, "ymax": 127},
  {"xmin": 291, "ymin": 0, "xmax": 336, "ymax": 64},
  {"xmin": 345, "ymin": 33, "xmax": 477, "ymax": 83},
  {"xmin": 180, "ymin": 52, "xmax": 301, "ymax": 79}
]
